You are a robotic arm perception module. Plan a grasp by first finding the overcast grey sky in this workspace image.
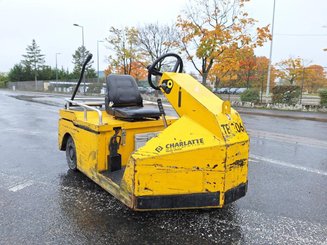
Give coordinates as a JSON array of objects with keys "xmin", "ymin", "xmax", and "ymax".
[{"xmin": 0, "ymin": 0, "xmax": 326, "ymax": 73}]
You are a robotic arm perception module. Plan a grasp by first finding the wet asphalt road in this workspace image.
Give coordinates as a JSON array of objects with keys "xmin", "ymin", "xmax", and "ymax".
[{"xmin": 0, "ymin": 90, "xmax": 326, "ymax": 244}]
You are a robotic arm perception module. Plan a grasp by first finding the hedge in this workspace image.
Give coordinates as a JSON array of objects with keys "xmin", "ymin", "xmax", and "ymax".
[
  {"xmin": 319, "ymin": 88, "xmax": 327, "ymax": 106},
  {"xmin": 272, "ymin": 85, "xmax": 301, "ymax": 105},
  {"xmin": 240, "ymin": 89, "xmax": 259, "ymax": 103},
  {"xmin": 87, "ymin": 83, "xmax": 103, "ymax": 94}
]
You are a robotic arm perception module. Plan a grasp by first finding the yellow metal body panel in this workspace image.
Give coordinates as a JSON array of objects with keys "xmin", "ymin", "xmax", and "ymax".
[
  {"xmin": 58, "ymin": 72, "xmax": 249, "ymax": 210},
  {"xmin": 58, "ymin": 111, "xmax": 176, "ymax": 171}
]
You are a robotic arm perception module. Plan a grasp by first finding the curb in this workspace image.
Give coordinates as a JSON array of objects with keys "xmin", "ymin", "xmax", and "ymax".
[
  {"xmin": 144, "ymin": 100, "xmax": 327, "ymax": 122},
  {"xmin": 236, "ymin": 110, "xmax": 327, "ymax": 123}
]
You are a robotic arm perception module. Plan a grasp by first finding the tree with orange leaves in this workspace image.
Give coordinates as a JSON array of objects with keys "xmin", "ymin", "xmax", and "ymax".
[
  {"xmin": 104, "ymin": 61, "xmax": 147, "ymax": 82},
  {"xmin": 236, "ymin": 48, "xmax": 257, "ymax": 88},
  {"xmin": 210, "ymin": 51, "xmax": 277, "ymax": 98},
  {"xmin": 128, "ymin": 61, "xmax": 148, "ymax": 81},
  {"xmin": 211, "ymin": 47, "xmax": 257, "ymax": 88},
  {"xmin": 104, "ymin": 65, "xmax": 113, "ymax": 77},
  {"xmin": 273, "ymin": 58, "xmax": 327, "ymax": 93},
  {"xmin": 209, "ymin": 47, "xmax": 243, "ymax": 87},
  {"xmin": 176, "ymin": 0, "xmax": 271, "ymax": 86},
  {"xmin": 236, "ymin": 53, "xmax": 277, "ymax": 91},
  {"xmin": 252, "ymin": 56, "xmax": 276, "ymax": 92},
  {"xmin": 303, "ymin": 65, "xmax": 327, "ymax": 93},
  {"xmin": 275, "ymin": 58, "xmax": 304, "ymax": 85}
]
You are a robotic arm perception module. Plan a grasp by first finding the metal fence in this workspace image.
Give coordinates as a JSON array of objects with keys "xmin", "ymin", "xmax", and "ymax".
[
  {"xmin": 7, "ymin": 78, "xmax": 108, "ymax": 95},
  {"xmin": 5, "ymin": 78, "xmax": 321, "ymax": 107}
]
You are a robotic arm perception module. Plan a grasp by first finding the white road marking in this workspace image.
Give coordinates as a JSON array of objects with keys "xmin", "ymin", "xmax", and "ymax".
[
  {"xmin": 251, "ymin": 154, "xmax": 327, "ymax": 176},
  {"xmin": 8, "ymin": 180, "xmax": 34, "ymax": 192},
  {"xmin": 248, "ymin": 129, "xmax": 327, "ymax": 150},
  {"xmin": 0, "ymin": 172, "xmax": 37, "ymax": 192}
]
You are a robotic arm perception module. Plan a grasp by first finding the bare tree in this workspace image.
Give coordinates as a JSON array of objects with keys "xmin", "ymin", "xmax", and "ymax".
[
  {"xmin": 106, "ymin": 27, "xmax": 139, "ymax": 75},
  {"xmin": 137, "ymin": 23, "xmax": 178, "ymax": 64}
]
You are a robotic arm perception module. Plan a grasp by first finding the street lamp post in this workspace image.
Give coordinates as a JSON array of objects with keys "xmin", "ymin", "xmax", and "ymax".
[
  {"xmin": 34, "ymin": 53, "xmax": 37, "ymax": 91},
  {"xmin": 323, "ymin": 26, "xmax": 327, "ymax": 51},
  {"xmin": 55, "ymin": 52, "xmax": 61, "ymax": 92},
  {"xmin": 73, "ymin": 23, "xmax": 86, "ymax": 94},
  {"xmin": 97, "ymin": 40, "xmax": 104, "ymax": 83},
  {"xmin": 300, "ymin": 66, "xmax": 305, "ymax": 104},
  {"xmin": 55, "ymin": 53, "xmax": 61, "ymax": 81},
  {"xmin": 266, "ymin": 0, "xmax": 276, "ymax": 102}
]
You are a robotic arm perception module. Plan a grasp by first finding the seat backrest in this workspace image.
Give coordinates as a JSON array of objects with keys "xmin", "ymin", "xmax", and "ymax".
[{"xmin": 105, "ymin": 74, "xmax": 143, "ymax": 108}]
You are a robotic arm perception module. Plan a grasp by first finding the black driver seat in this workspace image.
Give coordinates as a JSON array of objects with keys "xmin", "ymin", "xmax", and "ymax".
[{"xmin": 105, "ymin": 74, "xmax": 161, "ymax": 121}]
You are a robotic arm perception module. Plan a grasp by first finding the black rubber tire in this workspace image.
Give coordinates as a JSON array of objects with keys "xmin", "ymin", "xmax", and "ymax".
[{"xmin": 66, "ymin": 136, "xmax": 77, "ymax": 171}]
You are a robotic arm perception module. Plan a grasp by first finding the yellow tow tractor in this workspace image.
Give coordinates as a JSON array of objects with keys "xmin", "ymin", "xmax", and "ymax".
[{"xmin": 58, "ymin": 53, "xmax": 249, "ymax": 211}]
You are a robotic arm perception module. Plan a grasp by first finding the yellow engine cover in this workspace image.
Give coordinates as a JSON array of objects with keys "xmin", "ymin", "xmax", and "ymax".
[{"xmin": 120, "ymin": 73, "xmax": 249, "ymax": 210}]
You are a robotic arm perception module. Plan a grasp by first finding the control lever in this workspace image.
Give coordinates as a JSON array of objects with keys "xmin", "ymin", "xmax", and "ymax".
[
  {"xmin": 157, "ymin": 99, "xmax": 167, "ymax": 128},
  {"xmin": 71, "ymin": 54, "xmax": 93, "ymax": 101}
]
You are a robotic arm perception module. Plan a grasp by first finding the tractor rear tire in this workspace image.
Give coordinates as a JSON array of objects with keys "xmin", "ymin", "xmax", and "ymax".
[{"xmin": 66, "ymin": 136, "xmax": 77, "ymax": 171}]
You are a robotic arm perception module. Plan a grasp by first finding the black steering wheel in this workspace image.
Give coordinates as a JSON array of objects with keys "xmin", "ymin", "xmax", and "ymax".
[{"xmin": 147, "ymin": 53, "xmax": 184, "ymax": 90}]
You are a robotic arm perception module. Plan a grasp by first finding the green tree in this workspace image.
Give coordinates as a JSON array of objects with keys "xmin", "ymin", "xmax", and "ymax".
[
  {"xmin": 8, "ymin": 64, "xmax": 33, "ymax": 81},
  {"xmin": 0, "ymin": 72, "xmax": 8, "ymax": 81},
  {"xmin": 72, "ymin": 46, "xmax": 96, "ymax": 78},
  {"xmin": 0, "ymin": 72, "xmax": 8, "ymax": 88},
  {"xmin": 240, "ymin": 89, "xmax": 260, "ymax": 103},
  {"xmin": 21, "ymin": 39, "xmax": 45, "ymax": 81},
  {"xmin": 319, "ymin": 89, "xmax": 327, "ymax": 106},
  {"xmin": 38, "ymin": 65, "xmax": 55, "ymax": 80},
  {"xmin": 56, "ymin": 67, "xmax": 73, "ymax": 80},
  {"xmin": 8, "ymin": 64, "xmax": 24, "ymax": 81}
]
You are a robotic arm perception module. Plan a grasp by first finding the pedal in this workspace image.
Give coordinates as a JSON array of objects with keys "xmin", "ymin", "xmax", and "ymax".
[{"xmin": 108, "ymin": 154, "xmax": 122, "ymax": 172}]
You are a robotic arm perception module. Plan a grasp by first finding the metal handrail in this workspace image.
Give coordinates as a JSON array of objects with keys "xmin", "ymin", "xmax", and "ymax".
[
  {"xmin": 73, "ymin": 97, "xmax": 105, "ymax": 101},
  {"xmin": 65, "ymin": 99, "xmax": 103, "ymax": 125}
]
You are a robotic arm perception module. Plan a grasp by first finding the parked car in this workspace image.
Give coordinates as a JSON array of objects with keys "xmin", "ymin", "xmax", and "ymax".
[
  {"xmin": 212, "ymin": 88, "xmax": 220, "ymax": 93},
  {"xmin": 235, "ymin": 88, "xmax": 247, "ymax": 94},
  {"xmin": 138, "ymin": 86, "xmax": 147, "ymax": 93},
  {"xmin": 214, "ymin": 87, "xmax": 247, "ymax": 95},
  {"xmin": 229, "ymin": 88, "xmax": 239, "ymax": 94},
  {"xmin": 214, "ymin": 88, "xmax": 225, "ymax": 94},
  {"xmin": 220, "ymin": 88, "xmax": 230, "ymax": 94},
  {"xmin": 146, "ymin": 87, "xmax": 155, "ymax": 94}
]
